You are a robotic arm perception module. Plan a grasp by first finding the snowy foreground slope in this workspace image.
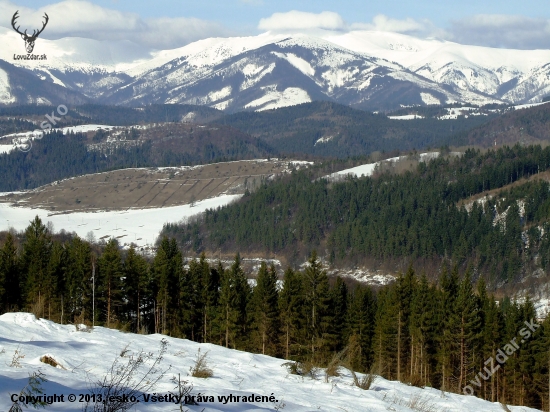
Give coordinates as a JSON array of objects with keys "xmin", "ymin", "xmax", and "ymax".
[{"xmin": 0, "ymin": 313, "xmax": 539, "ymax": 412}]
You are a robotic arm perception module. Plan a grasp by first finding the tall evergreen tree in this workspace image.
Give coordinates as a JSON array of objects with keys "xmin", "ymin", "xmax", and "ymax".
[
  {"xmin": 20, "ymin": 217, "xmax": 52, "ymax": 313},
  {"xmin": 279, "ymin": 267, "xmax": 304, "ymax": 359},
  {"xmin": 0, "ymin": 233, "xmax": 19, "ymax": 311},
  {"xmin": 63, "ymin": 236, "xmax": 92, "ymax": 324},
  {"xmin": 97, "ymin": 239, "xmax": 123, "ymax": 327},
  {"xmin": 218, "ymin": 254, "xmax": 251, "ymax": 348},
  {"xmin": 303, "ymin": 251, "xmax": 331, "ymax": 359},
  {"xmin": 123, "ymin": 245, "xmax": 149, "ymax": 332},
  {"xmin": 151, "ymin": 237, "xmax": 182, "ymax": 334},
  {"xmin": 250, "ymin": 262, "xmax": 279, "ymax": 355},
  {"xmin": 455, "ymin": 270, "xmax": 482, "ymax": 392}
]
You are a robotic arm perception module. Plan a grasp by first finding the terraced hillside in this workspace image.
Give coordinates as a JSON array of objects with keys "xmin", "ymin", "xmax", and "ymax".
[{"xmin": 0, "ymin": 159, "xmax": 308, "ymax": 212}]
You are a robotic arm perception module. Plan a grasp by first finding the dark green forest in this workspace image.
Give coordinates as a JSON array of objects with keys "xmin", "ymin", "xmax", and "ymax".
[
  {"xmin": 163, "ymin": 145, "xmax": 550, "ymax": 283},
  {"xmin": 219, "ymin": 101, "xmax": 496, "ymax": 157},
  {"xmin": 0, "ymin": 129, "xmax": 275, "ymax": 191},
  {"xmin": 1, "ymin": 220, "xmax": 549, "ymax": 408}
]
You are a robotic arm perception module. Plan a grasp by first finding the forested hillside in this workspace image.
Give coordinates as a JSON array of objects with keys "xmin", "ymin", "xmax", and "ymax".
[
  {"xmin": 218, "ymin": 101, "xmax": 497, "ymax": 157},
  {"xmin": 163, "ymin": 145, "xmax": 550, "ymax": 284},
  {"xmin": 0, "ymin": 220, "xmax": 548, "ymax": 409},
  {"xmin": 0, "ymin": 126, "xmax": 276, "ymax": 191},
  {"xmin": 452, "ymin": 103, "xmax": 550, "ymax": 147},
  {"xmin": 0, "ymin": 104, "xmax": 222, "ymax": 126}
]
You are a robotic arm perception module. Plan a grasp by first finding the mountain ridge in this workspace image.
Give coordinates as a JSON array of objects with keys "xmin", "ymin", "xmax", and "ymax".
[{"xmin": 1, "ymin": 29, "xmax": 550, "ymax": 111}]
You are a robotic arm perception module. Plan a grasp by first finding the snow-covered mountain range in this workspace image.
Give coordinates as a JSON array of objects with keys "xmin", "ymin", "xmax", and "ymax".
[{"xmin": 1, "ymin": 27, "xmax": 550, "ymax": 111}]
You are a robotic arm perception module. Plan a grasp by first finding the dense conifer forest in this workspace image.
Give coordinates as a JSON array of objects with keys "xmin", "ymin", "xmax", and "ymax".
[
  {"xmin": 164, "ymin": 145, "xmax": 550, "ymax": 282},
  {"xmin": 0, "ymin": 219, "xmax": 549, "ymax": 408}
]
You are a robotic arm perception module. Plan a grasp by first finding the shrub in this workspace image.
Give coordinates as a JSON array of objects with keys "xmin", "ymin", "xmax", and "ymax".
[
  {"xmin": 40, "ymin": 355, "xmax": 65, "ymax": 369},
  {"xmin": 190, "ymin": 349, "xmax": 213, "ymax": 378},
  {"xmin": 84, "ymin": 338, "xmax": 170, "ymax": 412}
]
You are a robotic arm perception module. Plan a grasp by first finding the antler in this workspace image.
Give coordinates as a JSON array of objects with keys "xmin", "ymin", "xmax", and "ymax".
[
  {"xmin": 11, "ymin": 11, "xmax": 49, "ymax": 39},
  {"xmin": 32, "ymin": 13, "xmax": 49, "ymax": 38},
  {"xmin": 11, "ymin": 11, "xmax": 25, "ymax": 36}
]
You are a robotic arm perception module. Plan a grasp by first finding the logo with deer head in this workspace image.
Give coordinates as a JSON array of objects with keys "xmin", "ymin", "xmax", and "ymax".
[{"xmin": 11, "ymin": 11, "xmax": 49, "ymax": 54}]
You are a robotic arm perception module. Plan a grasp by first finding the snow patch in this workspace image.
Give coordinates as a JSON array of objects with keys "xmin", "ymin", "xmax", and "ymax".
[
  {"xmin": 272, "ymin": 52, "xmax": 315, "ymax": 76},
  {"xmin": 388, "ymin": 114, "xmax": 425, "ymax": 120},
  {"xmin": 244, "ymin": 86, "xmax": 311, "ymax": 111},
  {"xmin": 0, "ymin": 68, "xmax": 15, "ymax": 104},
  {"xmin": 420, "ymin": 92, "xmax": 440, "ymax": 105}
]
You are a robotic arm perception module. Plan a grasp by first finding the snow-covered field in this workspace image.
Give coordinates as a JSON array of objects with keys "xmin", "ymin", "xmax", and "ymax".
[
  {"xmin": 0, "ymin": 313, "xmax": 540, "ymax": 412},
  {"xmin": 387, "ymin": 114, "xmax": 425, "ymax": 120},
  {"xmin": 0, "ymin": 195, "xmax": 241, "ymax": 249}
]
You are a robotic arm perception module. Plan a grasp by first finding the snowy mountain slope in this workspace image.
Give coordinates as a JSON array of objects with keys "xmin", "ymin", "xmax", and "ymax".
[
  {"xmin": 103, "ymin": 35, "xmax": 463, "ymax": 111},
  {"xmin": 0, "ymin": 26, "xmax": 144, "ymax": 100},
  {"xmin": 324, "ymin": 31, "xmax": 550, "ymax": 104},
  {"xmin": 0, "ymin": 313, "xmax": 541, "ymax": 412},
  {"xmin": 0, "ymin": 59, "xmax": 89, "ymax": 105},
  {"xmin": 1, "ymin": 27, "xmax": 550, "ymax": 109}
]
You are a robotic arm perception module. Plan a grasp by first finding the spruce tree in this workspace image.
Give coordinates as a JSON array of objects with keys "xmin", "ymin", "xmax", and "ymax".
[
  {"xmin": 279, "ymin": 267, "xmax": 304, "ymax": 359},
  {"xmin": 455, "ymin": 270, "xmax": 481, "ymax": 392},
  {"xmin": 218, "ymin": 254, "xmax": 251, "ymax": 348},
  {"xmin": 97, "ymin": 239, "xmax": 123, "ymax": 328},
  {"xmin": 409, "ymin": 273, "xmax": 434, "ymax": 385},
  {"xmin": 63, "ymin": 236, "xmax": 92, "ymax": 324},
  {"xmin": 20, "ymin": 217, "xmax": 52, "ymax": 314},
  {"xmin": 123, "ymin": 246, "xmax": 149, "ymax": 332},
  {"xmin": 303, "ymin": 251, "xmax": 331, "ymax": 359},
  {"xmin": 372, "ymin": 285, "xmax": 399, "ymax": 378},
  {"xmin": 346, "ymin": 285, "xmax": 376, "ymax": 370},
  {"xmin": 0, "ymin": 233, "xmax": 19, "ymax": 311},
  {"xmin": 151, "ymin": 237, "xmax": 182, "ymax": 335},
  {"xmin": 250, "ymin": 262, "xmax": 280, "ymax": 355}
]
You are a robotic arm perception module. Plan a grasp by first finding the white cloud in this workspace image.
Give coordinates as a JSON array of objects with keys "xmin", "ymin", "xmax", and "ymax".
[
  {"xmin": 351, "ymin": 15, "xmax": 426, "ymax": 33},
  {"xmin": 257, "ymin": 11, "xmax": 445, "ymax": 39},
  {"xmin": 449, "ymin": 14, "xmax": 550, "ymax": 49},
  {"xmin": 0, "ymin": 0, "xmax": 233, "ymax": 50},
  {"xmin": 258, "ymin": 10, "xmax": 346, "ymax": 32}
]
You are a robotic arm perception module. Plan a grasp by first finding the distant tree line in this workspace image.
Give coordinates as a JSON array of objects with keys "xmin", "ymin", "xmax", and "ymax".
[{"xmin": 1, "ymin": 220, "xmax": 550, "ymax": 409}]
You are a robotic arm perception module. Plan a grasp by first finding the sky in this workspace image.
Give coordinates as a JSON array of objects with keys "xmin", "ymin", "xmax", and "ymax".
[{"xmin": 1, "ymin": 0, "xmax": 550, "ymax": 51}]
